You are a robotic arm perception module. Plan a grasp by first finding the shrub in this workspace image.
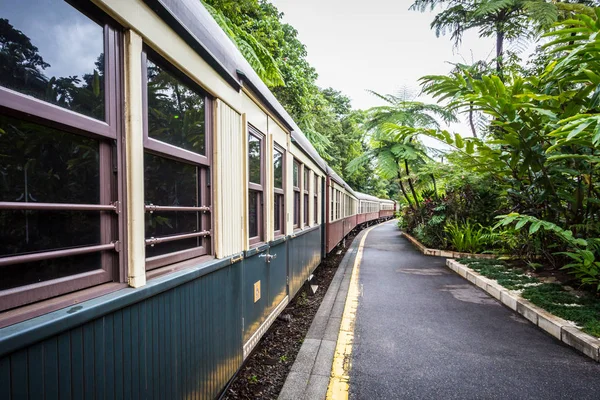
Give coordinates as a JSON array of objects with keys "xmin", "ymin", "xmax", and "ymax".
[{"xmin": 444, "ymin": 221, "xmax": 496, "ymax": 254}]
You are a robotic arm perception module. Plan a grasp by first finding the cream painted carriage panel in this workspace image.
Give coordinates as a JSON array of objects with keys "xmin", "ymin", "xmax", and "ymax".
[
  {"xmin": 285, "ymin": 135, "xmax": 294, "ymax": 236},
  {"xmin": 243, "ymin": 93, "xmax": 268, "ymax": 134},
  {"xmin": 214, "ymin": 100, "xmax": 244, "ymax": 258}
]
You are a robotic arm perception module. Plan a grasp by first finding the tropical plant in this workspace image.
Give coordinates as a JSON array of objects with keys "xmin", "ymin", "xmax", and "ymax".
[
  {"xmin": 444, "ymin": 220, "xmax": 498, "ymax": 253},
  {"xmin": 496, "ymin": 213, "xmax": 600, "ymax": 290},
  {"xmin": 202, "ymin": 1, "xmax": 284, "ymax": 87},
  {"xmin": 419, "ymin": 12, "xmax": 600, "ymax": 232},
  {"xmin": 410, "ymin": 0, "xmax": 597, "ymax": 76},
  {"xmin": 347, "ymin": 90, "xmax": 457, "ymax": 208}
]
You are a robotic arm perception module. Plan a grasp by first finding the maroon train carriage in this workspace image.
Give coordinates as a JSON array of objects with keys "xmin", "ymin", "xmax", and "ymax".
[
  {"xmin": 355, "ymin": 191, "xmax": 382, "ymax": 225},
  {"xmin": 379, "ymin": 199, "xmax": 396, "ymax": 219},
  {"xmin": 325, "ymin": 170, "xmax": 358, "ymax": 253}
]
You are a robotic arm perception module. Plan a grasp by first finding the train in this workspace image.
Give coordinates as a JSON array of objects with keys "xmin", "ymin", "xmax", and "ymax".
[{"xmin": 0, "ymin": 0, "xmax": 396, "ymax": 398}]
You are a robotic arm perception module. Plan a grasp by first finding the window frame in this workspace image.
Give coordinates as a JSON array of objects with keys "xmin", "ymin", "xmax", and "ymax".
[
  {"xmin": 293, "ymin": 159, "xmax": 300, "ymax": 229},
  {"xmin": 303, "ymin": 166, "xmax": 310, "ymax": 227},
  {"xmin": 0, "ymin": 6, "xmax": 125, "ymax": 311},
  {"xmin": 313, "ymin": 174, "xmax": 318, "ymax": 225},
  {"xmin": 248, "ymin": 125, "xmax": 265, "ymax": 246},
  {"xmin": 330, "ymin": 186, "xmax": 334, "ymax": 222},
  {"xmin": 273, "ymin": 144, "xmax": 286, "ymax": 238},
  {"xmin": 141, "ymin": 48, "xmax": 213, "ymax": 270}
]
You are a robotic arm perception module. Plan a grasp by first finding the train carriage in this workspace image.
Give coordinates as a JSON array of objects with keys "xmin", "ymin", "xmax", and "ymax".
[
  {"xmin": 379, "ymin": 199, "xmax": 397, "ymax": 219},
  {"xmin": 325, "ymin": 171, "xmax": 359, "ymax": 254},
  {"xmin": 0, "ymin": 1, "xmax": 395, "ymax": 399},
  {"xmin": 355, "ymin": 191, "xmax": 382, "ymax": 225}
]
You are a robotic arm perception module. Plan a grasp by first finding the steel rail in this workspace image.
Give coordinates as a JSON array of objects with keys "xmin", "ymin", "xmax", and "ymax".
[
  {"xmin": 145, "ymin": 230, "xmax": 211, "ymax": 247},
  {"xmin": 0, "ymin": 202, "xmax": 117, "ymax": 212},
  {"xmin": 0, "ymin": 243, "xmax": 117, "ymax": 267},
  {"xmin": 144, "ymin": 205, "xmax": 211, "ymax": 212}
]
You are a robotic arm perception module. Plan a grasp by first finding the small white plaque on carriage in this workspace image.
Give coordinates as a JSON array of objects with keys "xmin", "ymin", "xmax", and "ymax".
[{"xmin": 254, "ymin": 281, "xmax": 261, "ymax": 303}]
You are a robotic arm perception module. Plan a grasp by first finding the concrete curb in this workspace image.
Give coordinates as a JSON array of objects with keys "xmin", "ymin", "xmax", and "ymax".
[
  {"xmin": 402, "ymin": 231, "xmax": 499, "ymax": 259},
  {"xmin": 278, "ymin": 228, "xmax": 367, "ymax": 400},
  {"xmin": 446, "ymin": 259, "xmax": 600, "ymax": 362}
]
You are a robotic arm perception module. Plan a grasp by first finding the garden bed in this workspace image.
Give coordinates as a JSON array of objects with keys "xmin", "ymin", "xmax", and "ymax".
[
  {"xmin": 221, "ymin": 231, "xmax": 357, "ymax": 400},
  {"xmin": 447, "ymin": 258, "xmax": 600, "ymax": 362},
  {"xmin": 401, "ymin": 231, "xmax": 498, "ymax": 259}
]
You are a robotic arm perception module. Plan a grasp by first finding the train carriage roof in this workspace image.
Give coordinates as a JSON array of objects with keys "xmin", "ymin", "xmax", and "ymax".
[
  {"xmin": 354, "ymin": 191, "xmax": 395, "ymax": 204},
  {"xmin": 353, "ymin": 191, "xmax": 381, "ymax": 202}
]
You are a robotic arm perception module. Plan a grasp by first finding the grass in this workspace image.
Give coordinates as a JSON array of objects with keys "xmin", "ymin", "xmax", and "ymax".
[{"xmin": 457, "ymin": 258, "xmax": 600, "ymax": 337}]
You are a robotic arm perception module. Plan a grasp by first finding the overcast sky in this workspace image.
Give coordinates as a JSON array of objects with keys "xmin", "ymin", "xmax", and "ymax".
[{"xmin": 270, "ymin": 0, "xmax": 515, "ymax": 136}]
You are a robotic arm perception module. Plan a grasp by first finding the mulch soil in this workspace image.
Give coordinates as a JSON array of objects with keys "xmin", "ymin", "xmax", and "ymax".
[{"xmin": 221, "ymin": 230, "xmax": 359, "ymax": 400}]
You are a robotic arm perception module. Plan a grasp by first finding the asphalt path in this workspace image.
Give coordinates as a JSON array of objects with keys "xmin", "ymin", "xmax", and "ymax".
[{"xmin": 350, "ymin": 222, "xmax": 600, "ymax": 400}]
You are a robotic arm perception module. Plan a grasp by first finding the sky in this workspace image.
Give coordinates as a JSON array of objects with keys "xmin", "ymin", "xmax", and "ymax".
[{"xmin": 269, "ymin": 0, "xmax": 526, "ymax": 136}]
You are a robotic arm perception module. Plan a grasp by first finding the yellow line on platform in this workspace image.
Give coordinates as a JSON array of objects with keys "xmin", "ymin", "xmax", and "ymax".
[{"xmin": 326, "ymin": 223, "xmax": 380, "ymax": 400}]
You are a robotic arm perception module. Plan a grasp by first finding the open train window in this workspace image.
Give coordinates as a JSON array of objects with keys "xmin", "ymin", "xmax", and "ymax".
[
  {"xmin": 273, "ymin": 145, "xmax": 285, "ymax": 237},
  {"xmin": 248, "ymin": 125, "xmax": 264, "ymax": 245},
  {"xmin": 293, "ymin": 160, "xmax": 300, "ymax": 229},
  {"xmin": 142, "ymin": 49, "xmax": 212, "ymax": 270},
  {"xmin": 0, "ymin": 0, "xmax": 123, "ymax": 312}
]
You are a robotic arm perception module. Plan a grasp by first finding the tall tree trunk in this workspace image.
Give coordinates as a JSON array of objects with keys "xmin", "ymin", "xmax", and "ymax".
[
  {"xmin": 430, "ymin": 174, "xmax": 439, "ymax": 200},
  {"xmin": 404, "ymin": 160, "xmax": 420, "ymax": 208},
  {"xmin": 496, "ymin": 29, "xmax": 505, "ymax": 79},
  {"xmin": 397, "ymin": 172, "xmax": 414, "ymax": 211},
  {"xmin": 468, "ymin": 103, "xmax": 477, "ymax": 138}
]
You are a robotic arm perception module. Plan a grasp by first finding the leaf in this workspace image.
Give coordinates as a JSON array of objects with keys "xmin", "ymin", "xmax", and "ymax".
[
  {"xmin": 515, "ymin": 218, "xmax": 528, "ymax": 230},
  {"xmin": 583, "ymin": 69, "xmax": 600, "ymax": 84},
  {"xmin": 529, "ymin": 221, "xmax": 542, "ymax": 234},
  {"xmin": 465, "ymin": 140, "xmax": 474, "ymax": 154},
  {"xmin": 566, "ymin": 120, "xmax": 593, "ymax": 141},
  {"xmin": 454, "ymin": 133, "xmax": 464, "ymax": 149}
]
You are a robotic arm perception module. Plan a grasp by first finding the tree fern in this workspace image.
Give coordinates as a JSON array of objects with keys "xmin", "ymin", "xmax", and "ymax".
[{"xmin": 201, "ymin": 1, "xmax": 285, "ymax": 87}]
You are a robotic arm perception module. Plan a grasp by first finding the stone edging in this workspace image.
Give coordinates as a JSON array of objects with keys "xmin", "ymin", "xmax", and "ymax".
[
  {"xmin": 447, "ymin": 259, "xmax": 600, "ymax": 362},
  {"xmin": 401, "ymin": 231, "xmax": 497, "ymax": 259},
  {"xmin": 278, "ymin": 225, "xmax": 368, "ymax": 399}
]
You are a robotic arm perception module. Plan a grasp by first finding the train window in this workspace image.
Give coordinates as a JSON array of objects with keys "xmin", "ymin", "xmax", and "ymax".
[
  {"xmin": 303, "ymin": 167, "xmax": 309, "ymax": 226},
  {"xmin": 145, "ymin": 57, "xmax": 206, "ymax": 156},
  {"xmin": 313, "ymin": 175, "xmax": 318, "ymax": 225},
  {"xmin": 336, "ymin": 190, "xmax": 340, "ymax": 220},
  {"xmin": 273, "ymin": 147, "xmax": 285, "ymax": 236},
  {"xmin": 293, "ymin": 160, "xmax": 300, "ymax": 229},
  {"xmin": 144, "ymin": 154, "xmax": 208, "ymax": 258},
  {"xmin": 248, "ymin": 126, "xmax": 264, "ymax": 245},
  {"xmin": 0, "ymin": 2, "xmax": 123, "ymax": 311},
  {"xmin": 304, "ymin": 194, "xmax": 309, "ymax": 226},
  {"xmin": 0, "ymin": 0, "xmax": 106, "ymax": 121},
  {"xmin": 293, "ymin": 161, "xmax": 299, "ymax": 187},
  {"xmin": 330, "ymin": 187, "xmax": 334, "ymax": 222},
  {"xmin": 142, "ymin": 50, "xmax": 212, "ymax": 269}
]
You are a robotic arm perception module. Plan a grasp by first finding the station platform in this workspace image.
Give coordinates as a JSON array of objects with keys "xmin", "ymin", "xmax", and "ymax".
[
  {"xmin": 346, "ymin": 221, "xmax": 600, "ymax": 399},
  {"xmin": 281, "ymin": 220, "xmax": 600, "ymax": 399}
]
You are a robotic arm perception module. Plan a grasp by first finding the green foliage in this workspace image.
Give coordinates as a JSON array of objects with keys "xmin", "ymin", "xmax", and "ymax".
[
  {"xmin": 459, "ymin": 259, "xmax": 600, "ymax": 337},
  {"xmin": 410, "ymin": 0, "xmax": 596, "ymax": 75},
  {"xmin": 522, "ymin": 283, "xmax": 600, "ymax": 337},
  {"xmin": 444, "ymin": 221, "xmax": 496, "ymax": 253},
  {"xmin": 497, "ymin": 213, "xmax": 600, "ymax": 290},
  {"xmin": 457, "ymin": 258, "xmax": 540, "ymax": 290}
]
